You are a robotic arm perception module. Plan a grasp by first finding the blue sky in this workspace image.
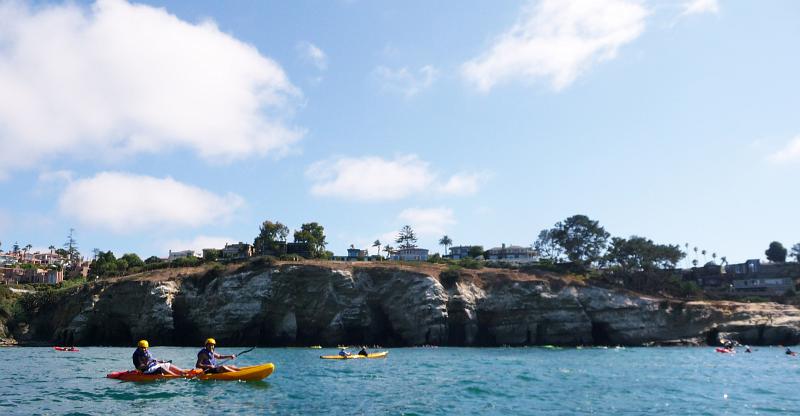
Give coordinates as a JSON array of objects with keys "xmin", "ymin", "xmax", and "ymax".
[{"xmin": 0, "ymin": 0, "xmax": 799, "ymax": 264}]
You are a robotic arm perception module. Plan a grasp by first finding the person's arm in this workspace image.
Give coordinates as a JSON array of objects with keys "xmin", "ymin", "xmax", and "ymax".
[{"xmin": 214, "ymin": 352, "xmax": 236, "ymax": 360}]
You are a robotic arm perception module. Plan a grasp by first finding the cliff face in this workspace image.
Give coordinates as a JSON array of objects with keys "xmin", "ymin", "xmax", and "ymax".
[{"xmin": 14, "ymin": 263, "xmax": 800, "ymax": 347}]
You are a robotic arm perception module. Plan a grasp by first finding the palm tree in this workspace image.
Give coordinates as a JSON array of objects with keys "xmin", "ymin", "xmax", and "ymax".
[
  {"xmin": 372, "ymin": 240, "xmax": 381, "ymax": 259},
  {"xmin": 439, "ymin": 235, "xmax": 453, "ymax": 257},
  {"xmin": 701, "ymin": 249, "xmax": 707, "ymax": 263},
  {"xmin": 712, "ymin": 252, "xmax": 717, "ymax": 263},
  {"xmin": 383, "ymin": 245, "xmax": 393, "ymax": 259},
  {"xmin": 49, "ymin": 245, "xmax": 55, "ymax": 253},
  {"xmin": 692, "ymin": 259, "xmax": 698, "ymax": 267},
  {"xmin": 693, "ymin": 246, "xmax": 698, "ymax": 263}
]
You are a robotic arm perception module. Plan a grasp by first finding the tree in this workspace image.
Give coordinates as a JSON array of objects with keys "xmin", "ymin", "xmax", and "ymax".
[
  {"xmin": 701, "ymin": 249, "xmax": 707, "ymax": 262},
  {"xmin": 606, "ymin": 236, "xmax": 685, "ymax": 272},
  {"xmin": 467, "ymin": 245, "xmax": 484, "ymax": 259},
  {"xmin": 293, "ymin": 222, "xmax": 327, "ymax": 258},
  {"xmin": 145, "ymin": 256, "xmax": 163, "ymax": 264},
  {"xmin": 548, "ymin": 215, "xmax": 610, "ymax": 268},
  {"xmin": 765, "ymin": 241, "xmax": 787, "ymax": 263},
  {"xmin": 438, "ymin": 235, "xmax": 452, "ymax": 256},
  {"xmin": 254, "ymin": 220, "xmax": 290, "ymax": 255},
  {"xmin": 792, "ymin": 243, "xmax": 800, "ymax": 263},
  {"xmin": 692, "ymin": 259, "xmax": 698, "ymax": 267},
  {"xmin": 372, "ymin": 240, "xmax": 382, "ymax": 257},
  {"xmin": 48, "ymin": 245, "xmax": 55, "ymax": 253},
  {"xmin": 534, "ymin": 229, "xmax": 564, "ymax": 262},
  {"xmin": 383, "ymin": 244, "xmax": 393, "ymax": 259},
  {"xmin": 395, "ymin": 225, "xmax": 417, "ymax": 249},
  {"xmin": 120, "ymin": 253, "xmax": 145, "ymax": 269},
  {"xmin": 63, "ymin": 228, "xmax": 81, "ymax": 264}
]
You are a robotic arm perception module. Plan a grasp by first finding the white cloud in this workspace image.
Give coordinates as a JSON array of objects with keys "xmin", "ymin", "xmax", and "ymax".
[
  {"xmin": 297, "ymin": 41, "xmax": 327, "ymax": 70},
  {"xmin": 307, "ymin": 155, "xmax": 489, "ymax": 201},
  {"xmin": 374, "ymin": 65, "xmax": 439, "ymax": 98},
  {"xmin": 439, "ymin": 172, "xmax": 489, "ymax": 196},
  {"xmin": 681, "ymin": 0, "xmax": 720, "ymax": 16},
  {"xmin": 462, "ymin": 0, "xmax": 647, "ymax": 92},
  {"xmin": 397, "ymin": 207, "xmax": 456, "ymax": 236},
  {"xmin": 38, "ymin": 170, "xmax": 75, "ymax": 184},
  {"xmin": 0, "ymin": 0, "xmax": 303, "ymax": 179},
  {"xmin": 768, "ymin": 136, "xmax": 800, "ymax": 164},
  {"xmin": 58, "ymin": 172, "xmax": 244, "ymax": 233},
  {"xmin": 161, "ymin": 235, "xmax": 237, "ymax": 256},
  {"xmin": 307, "ymin": 154, "xmax": 435, "ymax": 201}
]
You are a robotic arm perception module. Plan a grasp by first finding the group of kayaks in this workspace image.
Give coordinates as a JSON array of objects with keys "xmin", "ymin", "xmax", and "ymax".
[{"xmin": 54, "ymin": 345, "xmax": 388, "ymax": 382}]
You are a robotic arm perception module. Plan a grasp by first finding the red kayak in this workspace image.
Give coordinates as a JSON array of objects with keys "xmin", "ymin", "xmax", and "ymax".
[
  {"xmin": 715, "ymin": 348, "xmax": 734, "ymax": 354},
  {"xmin": 54, "ymin": 347, "xmax": 79, "ymax": 352}
]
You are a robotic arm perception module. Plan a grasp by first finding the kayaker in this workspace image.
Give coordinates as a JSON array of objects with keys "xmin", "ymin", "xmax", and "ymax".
[
  {"xmin": 786, "ymin": 347, "xmax": 795, "ymax": 355},
  {"xmin": 745, "ymin": 346, "xmax": 752, "ymax": 353},
  {"xmin": 358, "ymin": 346, "xmax": 369, "ymax": 357},
  {"xmin": 339, "ymin": 347, "xmax": 352, "ymax": 358},
  {"xmin": 196, "ymin": 338, "xmax": 240, "ymax": 373},
  {"xmin": 132, "ymin": 340, "xmax": 188, "ymax": 376}
]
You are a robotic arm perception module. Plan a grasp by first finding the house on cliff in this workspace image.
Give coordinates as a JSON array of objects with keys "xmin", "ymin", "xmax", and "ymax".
[
  {"xmin": 221, "ymin": 242, "xmax": 254, "ymax": 260},
  {"xmin": 485, "ymin": 244, "xmax": 538, "ymax": 264},
  {"xmin": 391, "ymin": 247, "xmax": 429, "ymax": 261}
]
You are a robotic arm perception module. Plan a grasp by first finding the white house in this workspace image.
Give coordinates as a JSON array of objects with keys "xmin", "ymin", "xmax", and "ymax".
[
  {"xmin": 485, "ymin": 244, "xmax": 538, "ymax": 264},
  {"xmin": 391, "ymin": 247, "xmax": 429, "ymax": 261}
]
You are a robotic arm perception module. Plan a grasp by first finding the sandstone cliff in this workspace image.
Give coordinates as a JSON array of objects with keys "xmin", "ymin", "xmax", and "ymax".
[{"xmin": 11, "ymin": 262, "xmax": 800, "ymax": 347}]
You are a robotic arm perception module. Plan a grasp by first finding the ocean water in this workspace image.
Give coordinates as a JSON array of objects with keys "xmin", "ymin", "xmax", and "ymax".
[{"xmin": 1, "ymin": 346, "xmax": 798, "ymax": 415}]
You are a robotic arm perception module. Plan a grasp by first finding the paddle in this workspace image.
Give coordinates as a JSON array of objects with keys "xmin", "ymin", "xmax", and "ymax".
[{"xmin": 217, "ymin": 347, "xmax": 256, "ymax": 365}]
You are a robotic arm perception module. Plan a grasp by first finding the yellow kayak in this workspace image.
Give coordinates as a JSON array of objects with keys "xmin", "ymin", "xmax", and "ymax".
[
  {"xmin": 309, "ymin": 345, "xmax": 322, "ymax": 349},
  {"xmin": 107, "ymin": 363, "xmax": 275, "ymax": 382},
  {"xmin": 320, "ymin": 351, "xmax": 388, "ymax": 360},
  {"xmin": 196, "ymin": 363, "xmax": 275, "ymax": 381}
]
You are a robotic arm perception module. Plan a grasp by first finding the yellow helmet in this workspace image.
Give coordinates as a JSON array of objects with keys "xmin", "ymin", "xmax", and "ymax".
[
  {"xmin": 137, "ymin": 340, "xmax": 149, "ymax": 348},
  {"xmin": 205, "ymin": 338, "xmax": 216, "ymax": 346}
]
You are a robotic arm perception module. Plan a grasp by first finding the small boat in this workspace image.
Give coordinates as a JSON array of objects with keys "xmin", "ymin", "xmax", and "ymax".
[
  {"xmin": 309, "ymin": 345, "xmax": 322, "ymax": 349},
  {"xmin": 715, "ymin": 348, "xmax": 735, "ymax": 354},
  {"xmin": 106, "ymin": 363, "xmax": 275, "ymax": 382},
  {"xmin": 320, "ymin": 351, "xmax": 389, "ymax": 360},
  {"xmin": 54, "ymin": 347, "xmax": 79, "ymax": 352}
]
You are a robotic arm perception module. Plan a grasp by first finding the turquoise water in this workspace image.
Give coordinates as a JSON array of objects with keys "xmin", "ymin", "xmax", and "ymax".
[{"xmin": 1, "ymin": 347, "xmax": 799, "ymax": 415}]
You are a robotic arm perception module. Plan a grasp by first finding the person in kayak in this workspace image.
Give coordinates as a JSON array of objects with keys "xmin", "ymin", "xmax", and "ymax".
[
  {"xmin": 358, "ymin": 346, "xmax": 369, "ymax": 356},
  {"xmin": 132, "ymin": 340, "xmax": 188, "ymax": 376},
  {"xmin": 196, "ymin": 338, "xmax": 240, "ymax": 373},
  {"xmin": 339, "ymin": 347, "xmax": 352, "ymax": 358},
  {"xmin": 786, "ymin": 347, "xmax": 795, "ymax": 356},
  {"xmin": 745, "ymin": 346, "xmax": 752, "ymax": 353}
]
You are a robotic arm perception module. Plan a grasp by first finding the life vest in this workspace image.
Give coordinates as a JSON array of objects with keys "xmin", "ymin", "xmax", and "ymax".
[
  {"xmin": 132, "ymin": 348, "xmax": 154, "ymax": 370},
  {"xmin": 198, "ymin": 347, "xmax": 217, "ymax": 367}
]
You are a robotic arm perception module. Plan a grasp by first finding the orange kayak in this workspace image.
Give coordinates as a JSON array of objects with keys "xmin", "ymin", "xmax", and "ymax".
[{"xmin": 106, "ymin": 363, "xmax": 275, "ymax": 382}]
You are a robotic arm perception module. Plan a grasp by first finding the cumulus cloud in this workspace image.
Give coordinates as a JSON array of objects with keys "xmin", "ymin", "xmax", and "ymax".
[
  {"xmin": 768, "ymin": 136, "xmax": 800, "ymax": 164},
  {"xmin": 297, "ymin": 41, "xmax": 327, "ymax": 70},
  {"xmin": 307, "ymin": 155, "xmax": 488, "ymax": 201},
  {"xmin": 0, "ymin": 0, "xmax": 303, "ymax": 178},
  {"xmin": 681, "ymin": 0, "xmax": 720, "ymax": 16},
  {"xmin": 374, "ymin": 65, "xmax": 439, "ymax": 98},
  {"xmin": 397, "ymin": 207, "xmax": 456, "ymax": 236},
  {"xmin": 462, "ymin": 0, "xmax": 647, "ymax": 92},
  {"xmin": 161, "ymin": 235, "xmax": 237, "ymax": 256},
  {"xmin": 307, "ymin": 155, "xmax": 435, "ymax": 201},
  {"xmin": 439, "ymin": 172, "xmax": 489, "ymax": 196},
  {"xmin": 58, "ymin": 172, "xmax": 244, "ymax": 233}
]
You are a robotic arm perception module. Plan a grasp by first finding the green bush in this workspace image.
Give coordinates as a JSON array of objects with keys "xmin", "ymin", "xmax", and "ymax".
[{"xmin": 457, "ymin": 258, "xmax": 483, "ymax": 270}]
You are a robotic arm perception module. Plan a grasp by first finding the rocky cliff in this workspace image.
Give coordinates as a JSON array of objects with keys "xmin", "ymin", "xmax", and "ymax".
[{"xmin": 11, "ymin": 262, "xmax": 800, "ymax": 347}]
